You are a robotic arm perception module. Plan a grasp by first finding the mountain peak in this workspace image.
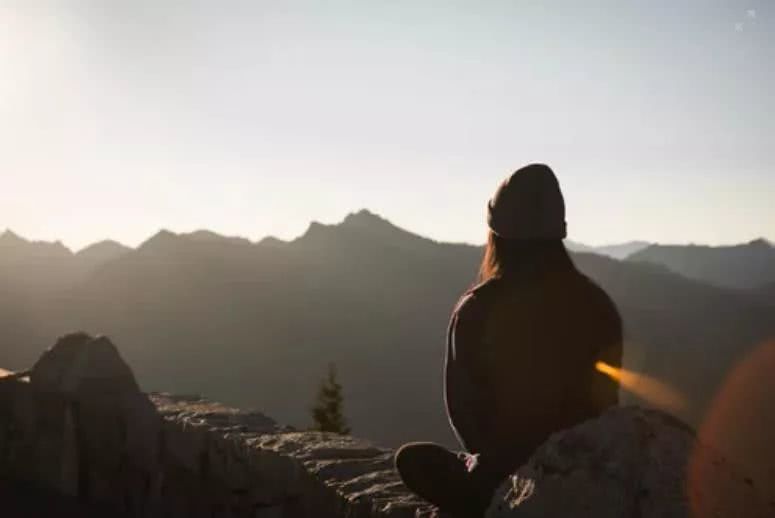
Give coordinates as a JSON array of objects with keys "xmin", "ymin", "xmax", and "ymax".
[
  {"xmin": 340, "ymin": 210, "xmax": 410, "ymax": 235},
  {"xmin": 747, "ymin": 238, "xmax": 772, "ymax": 249},
  {"xmin": 341, "ymin": 209, "xmax": 392, "ymax": 229},
  {"xmin": 339, "ymin": 209, "xmax": 436, "ymax": 247},
  {"xmin": 150, "ymin": 229, "xmax": 177, "ymax": 241},
  {"xmin": 184, "ymin": 230, "xmax": 251, "ymax": 246},
  {"xmin": 293, "ymin": 210, "xmax": 427, "ymax": 248},
  {"xmin": 0, "ymin": 229, "xmax": 26, "ymax": 245},
  {"xmin": 186, "ymin": 230, "xmax": 222, "ymax": 240},
  {"xmin": 77, "ymin": 239, "xmax": 129, "ymax": 251},
  {"xmin": 137, "ymin": 229, "xmax": 180, "ymax": 252},
  {"xmin": 257, "ymin": 236, "xmax": 287, "ymax": 247},
  {"xmin": 0, "ymin": 230, "xmax": 71, "ymax": 256},
  {"xmin": 76, "ymin": 240, "xmax": 131, "ymax": 258}
]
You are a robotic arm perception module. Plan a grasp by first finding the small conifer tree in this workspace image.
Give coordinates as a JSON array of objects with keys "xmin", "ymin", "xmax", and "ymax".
[{"xmin": 311, "ymin": 363, "xmax": 350, "ymax": 434}]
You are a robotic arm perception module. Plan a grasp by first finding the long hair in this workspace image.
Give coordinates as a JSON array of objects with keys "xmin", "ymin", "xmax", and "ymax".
[{"xmin": 478, "ymin": 231, "xmax": 574, "ymax": 283}]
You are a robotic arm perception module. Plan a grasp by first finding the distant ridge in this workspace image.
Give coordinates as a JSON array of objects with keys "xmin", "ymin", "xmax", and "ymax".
[
  {"xmin": 629, "ymin": 239, "xmax": 775, "ymax": 290},
  {"xmin": 0, "ymin": 229, "xmax": 26, "ymax": 245},
  {"xmin": 257, "ymin": 236, "xmax": 288, "ymax": 248},
  {"xmin": 183, "ymin": 230, "xmax": 252, "ymax": 246},
  {"xmin": 137, "ymin": 229, "xmax": 179, "ymax": 253},
  {"xmin": 4, "ymin": 215, "xmax": 769, "ymax": 264},
  {"xmin": 301, "ymin": 209, "xmax": 412, "ymax": 236},
  {"xmin": 342, "ymin": 208, "xmax": 390, "ymax": 226},
  {"xmin": 0, "ymin": 229, "xmax": 71, "ymax": 257},
  {"xmin": 566, "ymin": 240, "xmax": 650, "ymax": 260},
  {"xmin": 76, "ymin": 240, "xmax": 130, "ymax": 259}
]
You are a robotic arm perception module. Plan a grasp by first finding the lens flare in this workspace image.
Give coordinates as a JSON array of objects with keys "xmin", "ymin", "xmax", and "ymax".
[
  {"xmin": 688, "ymin": 340, "xmax": 775, "ymax": 512},
  {"xmin": 595, "ymin": 361, "xmax": 686, "ymax": 414}
]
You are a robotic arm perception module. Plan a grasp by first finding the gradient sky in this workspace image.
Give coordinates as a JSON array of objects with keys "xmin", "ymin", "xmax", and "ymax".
[{"xmin": 1, "ymin": 1, "xmax": 773, "ymax": 251}]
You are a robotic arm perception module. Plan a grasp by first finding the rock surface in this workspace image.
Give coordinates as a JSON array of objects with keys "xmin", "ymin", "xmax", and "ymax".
[
  {"xmin": 30, "ymin": 331, "xmax": 140, "ymax": 395},
  {"xmin": 2, "ymin": 334, "xmax": 771, "ymax": 518},
  {"xmin": 150, "ymin": 392, "xmax": 431, "ymax": 517},
  {"xmin": 486, "ymin": 406, "xmax": 772, "ymax": 518},
  {"xmin": 0, "ymin": 333, "xmax": 430, "ymax": 517}
]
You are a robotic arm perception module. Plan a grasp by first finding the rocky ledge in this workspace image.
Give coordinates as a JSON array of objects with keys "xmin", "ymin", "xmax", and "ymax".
[
  {"xmin": 0, "ymin": 333, "xmax": 429, "ymax": 518},
  {"xmin": 150, "ymin": 392, "xmax": 430, "ymax": 517},
  {"xmin": 1, "ymin": 333, "xmax": 771, "ymax": 517}
]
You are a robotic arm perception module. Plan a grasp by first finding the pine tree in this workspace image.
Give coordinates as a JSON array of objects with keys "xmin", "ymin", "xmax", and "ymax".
[{"xmin": 311, "ymin": 363, "xmax": 350, "ymax": 434}]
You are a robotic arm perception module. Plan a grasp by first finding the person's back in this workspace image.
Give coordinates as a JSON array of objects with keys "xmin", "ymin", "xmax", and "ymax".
[
  {"xmin": 395, "ymin": 163, "xmax": 623, "ymax": 517},
  {"xmin": 447, "ymin": 259, "xmax": 622, "ymax": 475}
]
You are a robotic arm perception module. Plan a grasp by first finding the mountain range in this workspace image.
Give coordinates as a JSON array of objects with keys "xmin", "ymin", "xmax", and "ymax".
[
  {"xmin": 565, "ymin": 239, "xmax": 651, "ymax": 260},
  {"xmin": 629, "ymin": 239, "xmax": 775, "ymax": 290},
  {"xmin": 1, "ymin": 211, "xmax": 773, "ymax": 490}
]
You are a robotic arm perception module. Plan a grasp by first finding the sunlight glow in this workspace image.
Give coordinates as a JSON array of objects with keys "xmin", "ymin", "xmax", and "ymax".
[{"xmin": 595, "ymin": 361, "xmax": 686, "ymax": 413}]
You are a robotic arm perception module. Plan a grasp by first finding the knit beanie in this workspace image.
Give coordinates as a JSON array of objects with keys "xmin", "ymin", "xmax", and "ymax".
[{"xmin": 487, "ymin": 163, "xmax": 567, "ymax": 239}]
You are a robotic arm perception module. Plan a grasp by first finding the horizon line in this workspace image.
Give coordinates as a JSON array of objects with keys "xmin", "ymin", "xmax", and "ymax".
[{"xmin": 2, "ymin": 207, "xmax": 772, "ymax": 254}]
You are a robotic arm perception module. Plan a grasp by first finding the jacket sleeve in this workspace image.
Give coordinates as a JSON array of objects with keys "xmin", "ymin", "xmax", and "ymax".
[
  {"xmin": 444, "ymin": 293, "xmax": 492, "ymax": 454},
  {"xmin": 589, "ymin": 291, "xmax": 624, "ymax": 410}
]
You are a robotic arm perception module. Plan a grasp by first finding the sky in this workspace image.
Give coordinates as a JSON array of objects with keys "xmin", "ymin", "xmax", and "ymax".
[{"xmin": 1, "ymin": 1, "xmax": 773, "ymax": 251}]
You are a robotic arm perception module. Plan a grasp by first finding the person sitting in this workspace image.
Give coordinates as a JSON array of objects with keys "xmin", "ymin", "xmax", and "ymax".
[{"xmin": 395, "ymin": 163, "xmax": 623, "ymax": 517}]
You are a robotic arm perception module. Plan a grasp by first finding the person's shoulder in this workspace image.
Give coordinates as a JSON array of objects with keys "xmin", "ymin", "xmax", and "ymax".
[
  {"xmin": 453, "ymin": 277, "xmax": 502, "ymax": 318},
  {"xmin": 468, "ymin": 276, "xmax": 503, "ymax": 299},
  {"xmin": 449, "ymin": 278, "xmax": 503, "ymax": 348},
  {"xmin": 567, "ymin": 270, "xmax": 606, "ymax": 296},
  {"xmin": 571, "ymin": 271, "xmax": 621, "ymax": 320}
]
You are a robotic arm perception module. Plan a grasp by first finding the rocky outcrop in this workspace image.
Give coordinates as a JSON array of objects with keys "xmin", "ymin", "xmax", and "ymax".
[
  {"xmin": 0, "ymin": 333, "xmax": 429, "ymax": 517},
  {"xmin": 2, "ymin": 333, "xmax": 771, "ymax": 517},
  {"xmin": 151, "ymin": 393, "xmax": 429, "ymax": 517},
  {"xmin": 486, "ymin": 406, "xmax": 772, "ymax": 518},
  {"xmin": 0, "ymin": 332, "xmax": 158, "ymax": 505}
]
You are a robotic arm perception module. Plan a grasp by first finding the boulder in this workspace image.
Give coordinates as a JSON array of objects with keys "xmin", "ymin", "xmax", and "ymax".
[
  {"xmin": 27, "ymin": 333, "xmax": 159, "ymax": 504},
  {"xmin": 30, "ymin": 332, "xmax": 140, "ymax": 396},
  {"xmin": 486, "ymin": 406, "xmax": 772, "ymax": 518}
]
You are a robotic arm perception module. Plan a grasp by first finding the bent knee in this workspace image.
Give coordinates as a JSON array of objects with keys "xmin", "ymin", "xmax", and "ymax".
[
  {"xmin": 394, "ymin": 442, "xmax": 435, "ymax": 471},
  {"xmin": 394, "ymin": 442, "xmax": 463, "ymax": 476}
]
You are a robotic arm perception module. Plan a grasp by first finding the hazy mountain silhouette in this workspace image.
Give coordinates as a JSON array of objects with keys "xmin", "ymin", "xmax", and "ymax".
[
  {"xmin": 0, "ymin": 212, "xmax": 773, "ymax": 481},
  {"xmin": 0, "ymin": 229, "xmax": 71, "ymax": 258},
  {"xmin": 184, "ymin": 230, "xmax": 253, "ymax": 246},
  {"xmin": 565, "ymin": 240, "xmax": 650, "ymax": 260},
  {"xmin": 0, "ymin": 229, "xmax": 76, "ymax": 292},
  {"xmin": 75, "ymin": 240, "xmax": 131, "ymax": 274},
  {"xmin": 629, "ymin": 239, "xmax": 775, "ymax": 290},
  {"xmin": 0, "ymin": 229, "xmax": 72, "ymax": 266}
]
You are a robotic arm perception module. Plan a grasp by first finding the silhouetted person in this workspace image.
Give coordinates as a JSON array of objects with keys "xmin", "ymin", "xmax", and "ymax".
[{"xmin": 395, "ymin": 164, "xmax": 623, "ymax": 517}]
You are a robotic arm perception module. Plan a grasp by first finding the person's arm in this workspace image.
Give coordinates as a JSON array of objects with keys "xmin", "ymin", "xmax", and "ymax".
[
  {"xmin": 589, "ymin": 292, "xmax": 624, "ymax": 410},
  {"xmin": 444, "ymin": 293, "xmax": 492, "ymax": 454}
]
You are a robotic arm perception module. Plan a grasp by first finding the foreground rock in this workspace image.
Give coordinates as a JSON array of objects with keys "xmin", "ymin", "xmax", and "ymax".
[
  {"xmin": 0, "ymin": 333, "xmax": 430, "ymax": 517},
  {"xmin": 151, "ymin": 392, "xmax": 430, "ymax": 517},
  {"xmin": 1, "ymin": 332, "xmax": 159, "ymax": 502},
  {"xmin": 486, "ymin": 406, "xmax": 772, "ymax": 518}
]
